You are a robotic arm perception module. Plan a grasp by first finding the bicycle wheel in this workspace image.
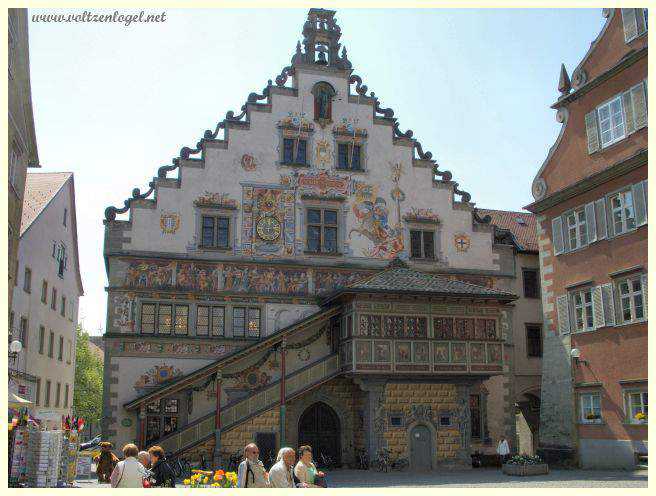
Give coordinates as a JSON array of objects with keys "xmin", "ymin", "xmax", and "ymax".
[{"xmin": 180, "ymin": 459, "xmax": 192, "ymax": 479}]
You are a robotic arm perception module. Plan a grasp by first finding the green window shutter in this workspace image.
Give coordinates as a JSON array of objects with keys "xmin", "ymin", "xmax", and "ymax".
[
  {"xmin": 636, "ymin": 9, "xmax": 647, "ymax": 36},
  {"xmin": 632, "ymin": 181, "xmax": 647, "ymax": 226},
  {"xmin": 595, "ymin": 198, "xmax": 608, "ymax": 240},
  {"xmin": 585, "ymin": 202, "xmax": 597, "ymax": 244},
  {"xmin": 630, "ymin": 82, "xmax": 648, "ymax": 130},
  {"xmin": 592, "ymin": 285, "xmax": 605, "ymax": 329},
  {"xmin": 552, "ymin": 216, "xmax": 565, "ymax": 255},
  {"xmin": 623, "ymin": 90, "xmax": 635, "ymax": 135},
  {"xmin": 556, "ymin": 294, "xmax": 571, "ymax": 335},
  {"xmin": 601, "ymin": 283, "xmax": 616, "ymax": 327},
  {"xmin": 585, "ymin": 111, "xmax": 600, "ymax": 154},
  {"xmin": 622, "ymin": 8, "xmax": 638, "ymax": 42}
]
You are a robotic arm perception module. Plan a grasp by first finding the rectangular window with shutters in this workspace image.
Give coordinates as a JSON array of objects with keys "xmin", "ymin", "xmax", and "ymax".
[
  {"xmin": 45, "ymin": 380, "xmax": 51, "ymax": 407},
  {"xmin": 523, "ymin": 269, "xmax": 540, "ymax": 299},
  {"xmin": 64, "ymin": 384, "xmax": 69, "ymax": 408},
  {"xmin": 622, "ymin": 8, "xmax": 648, "ymax": 43},
  {"xmin": 140, "ymin": 302, "xmax": 188, "ymax": 335},
  {"xmin": 197, "ymin": 306, "xmax": 226, "ymax": 337},
  {"xmin": 580, "ymin": 392, "xmax": 602, "ymax": 423},
  {"xmin": 41, "ymin": 280, "xmax": 48, "ymax": 304},
  {"xmin": 526, "ymin": 325, "xmax": 542, "ymax": 357},
  {"xmin": 337, "ymin": 143, "xmax": 363, "ymax": 170},
  {"xmin": 410, "ymin": 230, "xmax": 435, "ymax": 260},
  {"xmin": 51, "ymin": 288, "xmax": 57, "ymax": 310},
  {"xmin": 35, "ymin": 378, "xmax": 41, "ymax": 406},
  {"xmin": 597, "ymin": 96, "xmax": 625, "ymax": 148},
  {"xmin": 58, "ymin": 335, "xmax": 64, "ymax": 361},
  {"xmin": 23, "ymin": 267, "xmax": 31, "ymax": 293},
  {"xmin": 19, "ymin": 317, "xmax": 28, "ymax": 349},
  {"xmin": 571, "ymin": 288, "xmax": 594, "ymax": 332},
  {"xmin": 48, "ymin": 331, "xmax": 54, "ymax": 358},
  {"xmin": 608, "ymin": 189, "xmax": 636, "ymax": 235},
  {"xmin": 616, "ymin": 275, "xmax": 646, "ymax": 324},
  {"xmin": 566, "ymin": 208, "xmax": 588, "ymax": 250},
  {"xmin": 38, "ymin": 326, "xmax": 45, "ymax": 355},
  {"xmin": 233, "ymin": 307, "xmax": 261, "ymax": 338},
  {"xmin": 55, "ymin": 382, "xmax": 61, "ymax": 408},
  {"xmin": 624, "ymin": 389, "xmax": 648, "ymax": 424},
  {"xmin": 61, "ymin": 296, "xmax": 66, "ymax": 317}
]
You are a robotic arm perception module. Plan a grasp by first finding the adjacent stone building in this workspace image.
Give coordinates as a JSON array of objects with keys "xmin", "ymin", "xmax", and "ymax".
[
  {"xmin": 102, "ymin": 9, "xmax": 542, "ymax": 468},
  {"xmin": 10, "ymin": 173, "xmax": 84, "ymax": 428},
  {"xmin": 527, "ymin": 8, "xmax": 647, "ymax": 469}
]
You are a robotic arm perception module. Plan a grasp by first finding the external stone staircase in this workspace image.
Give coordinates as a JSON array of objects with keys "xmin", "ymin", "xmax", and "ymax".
[{"xmin": 148, "ymin": 353, "xmax": 340, "ymax": 457}]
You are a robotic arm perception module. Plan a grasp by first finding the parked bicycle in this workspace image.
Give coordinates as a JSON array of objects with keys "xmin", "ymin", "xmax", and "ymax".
[
  {"xmin": 219, "ymin": 449, "xmax": 243, "ymax": 472},
  {"xmin": 166, "ymin": 452, "xmax": 192, "ymax": 481},
  {"xmin": 355, "ymin": 448, "xmax": 369, "ymax": 470},
  {"xmin": 375, "ymin": 448, "xmax": 408, "ymax": 472},
  {"xmin": 318, "ymin": 452, "xmax": 336, "ymax": 470}
]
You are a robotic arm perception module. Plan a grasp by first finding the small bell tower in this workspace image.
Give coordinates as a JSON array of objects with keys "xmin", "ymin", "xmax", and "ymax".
[{"xmin": 293, "ymin": 8, "xmax": 352, "ymax": 70}]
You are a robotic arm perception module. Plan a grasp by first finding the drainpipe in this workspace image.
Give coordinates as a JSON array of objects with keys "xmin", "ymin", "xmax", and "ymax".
[{"xmin": 138, "ymin": 406, "xmax": 146, "ymax": 450}]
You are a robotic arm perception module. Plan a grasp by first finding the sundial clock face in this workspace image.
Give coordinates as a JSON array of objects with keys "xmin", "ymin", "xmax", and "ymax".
[{"xmin": 256, "ymin": 216, "xmax": 282, "ymax": 241}]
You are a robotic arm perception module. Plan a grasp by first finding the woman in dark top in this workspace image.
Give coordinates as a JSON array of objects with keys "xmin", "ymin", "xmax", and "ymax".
[{"xmin": 147, "ymin": 445, "xmax": 176, "ymax": 487}]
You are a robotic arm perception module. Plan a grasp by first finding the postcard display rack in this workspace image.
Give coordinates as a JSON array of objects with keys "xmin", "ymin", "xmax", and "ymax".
[
  {"xmin": 26, "ymin": 430, "xmax": 63, "ymax": 487},
  {"xmin": 59, "ymin": 430, "xmax": 80, "ymax": 486},
  {"xmin": 9, "ymin": 427, "xmax": 29, "ymax": 485}
]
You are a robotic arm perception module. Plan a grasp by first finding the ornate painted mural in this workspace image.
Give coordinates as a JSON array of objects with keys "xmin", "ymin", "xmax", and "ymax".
[
  {"xmin": 194, "ymin": 192, "xmax": 238, "ymax": 209},
  {"xmin": 112, "ymin": 293, "xmax": 134, "ymax": 331},
  {"xmin": 112, "ymin": 340, "xmax": 233, "ymax": 357},
  {"xmin": 313, "ymin": 268, "xmax": 372, "ymax": 295},
  {"xmin": 221, "ymin": 264, "xmax": 308, "ymax": 295},
  {"xmin": 241, "ymin": 186, "xmax": 295, "ymax": 257},
  {"xmin": 134, "ymin": 364, "xmax": 183, "ymax": 392}
]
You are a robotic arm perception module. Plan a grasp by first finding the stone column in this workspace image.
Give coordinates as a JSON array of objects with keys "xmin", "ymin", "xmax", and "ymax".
[
  {"xmin": 455, "ymin": 383, "xmax": 473, "ymax": 467},
  {"xmin": 212, "ymin": 372, "xmax": 223, "ymax": 467},
  {"xmin": 355, "ymin": 378, "xmax": 387, "ymax": 463}
]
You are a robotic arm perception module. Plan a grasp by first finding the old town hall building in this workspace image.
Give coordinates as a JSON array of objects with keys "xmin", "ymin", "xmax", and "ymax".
[{"xmin": 102, "ymin": 9, "xmax": 543, "ymax": 469}]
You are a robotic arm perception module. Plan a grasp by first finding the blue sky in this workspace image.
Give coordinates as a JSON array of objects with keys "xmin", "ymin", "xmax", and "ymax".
[{"xmin": 27, "ymin": 8, "xmax": 605, "ymax": 334}]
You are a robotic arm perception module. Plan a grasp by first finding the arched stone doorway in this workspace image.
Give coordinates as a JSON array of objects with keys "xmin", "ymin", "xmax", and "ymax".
[
  {"xmin": 408, "ymin": 423, "xmax": 433, "ymax": 471},
  {"xmin": 298, "ymin": 402, "xmax": 341, "ymax": 466}
]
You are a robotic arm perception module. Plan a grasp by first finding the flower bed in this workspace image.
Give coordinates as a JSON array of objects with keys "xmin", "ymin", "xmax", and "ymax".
[
  {"xmin": 183, "ymin": 469, "xmax": 238, "ymax": 488},
  {"xmin": 502, "ymin": 455, "xmax": 549, "ymax": 476}
]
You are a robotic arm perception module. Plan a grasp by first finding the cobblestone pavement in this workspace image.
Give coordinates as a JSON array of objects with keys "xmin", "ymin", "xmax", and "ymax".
[{"xmin": 75, "ymin": 468, "xmax": 648, "ymax": 488}]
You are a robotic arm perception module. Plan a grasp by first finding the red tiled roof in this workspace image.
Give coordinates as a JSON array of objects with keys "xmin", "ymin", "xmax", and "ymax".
[
  {"xmin": 478, "ymin": 208, "xmax": 538, "ymax": 253},
  {"xmin": 20, "ymin": 172, "xmax": 72, "ymax": 236}
]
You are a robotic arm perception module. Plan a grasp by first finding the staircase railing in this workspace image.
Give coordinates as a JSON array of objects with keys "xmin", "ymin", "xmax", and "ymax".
[{"xmin": 153, "ymin": 353, "xmax": 340, "ymax": 455}]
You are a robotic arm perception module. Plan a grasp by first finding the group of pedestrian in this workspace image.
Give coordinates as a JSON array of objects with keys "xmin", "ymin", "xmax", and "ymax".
[
  {"xmin": 237, "ymin": 443, "xmax": 327, "ymax": 488},
  {"xmin": 108, "ymin": 444, "xmax": 177, "ymax": 488}
]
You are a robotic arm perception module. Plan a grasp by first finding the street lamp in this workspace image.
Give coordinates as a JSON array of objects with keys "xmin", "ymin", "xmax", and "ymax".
[{"xmin": 9, "ymin": 339, "xmax": 22, "ymax": 364}]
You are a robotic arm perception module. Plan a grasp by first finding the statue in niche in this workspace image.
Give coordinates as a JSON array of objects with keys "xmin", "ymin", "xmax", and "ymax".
[{"xmin": 312, "ymin": 82, "xmax": 335, "ymax": 124}]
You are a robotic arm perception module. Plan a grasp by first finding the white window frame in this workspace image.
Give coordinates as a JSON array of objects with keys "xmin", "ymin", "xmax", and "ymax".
[
  {"xmin": 571, "ymin": 288, "xmax": 594, "ymax": 332},
  {"xmin": 617, "ymin": 275, "xmax": 646, "ymax": 324},
  {"xmin": 580, "ymin": 392, "xmax": 602, "ymax": 424},
  {"xmin": 624, "ymin": 389, "xmax": 648, "ymax": 424},
  {"xmin": 566, "ymin": 208, "xmax": 588, "ymax": 250},
  {"xmin": 608, "ymin": 189, "xmax": 636, "ymax": 235},
  {"xmin": 597, "ymin": 95, "xmax": 626, "ymax": 148}
]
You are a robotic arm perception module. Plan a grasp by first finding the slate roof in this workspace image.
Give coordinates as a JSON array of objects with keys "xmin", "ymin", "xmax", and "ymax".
[
  {"xmin": 20, "ymin": 172, "xmax": 72, "ymax": 235},
  {"xmin": 323, "ymin": 260, "xmax": 516, "ymax": 302},
  {"xmin": 478, "ymin": 208, "xmax": 538, "ymax": 253}
]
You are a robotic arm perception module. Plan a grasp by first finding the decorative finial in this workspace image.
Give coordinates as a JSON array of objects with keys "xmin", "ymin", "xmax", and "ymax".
[{"xmin": 558, "ymin": 63, "xmax": 571, "ymax": 95}]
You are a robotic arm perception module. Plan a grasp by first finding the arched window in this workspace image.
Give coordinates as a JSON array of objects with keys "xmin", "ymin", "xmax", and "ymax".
[{"xmin": 312, "ymin": 82, "xmax": 336, "ymax": 122}]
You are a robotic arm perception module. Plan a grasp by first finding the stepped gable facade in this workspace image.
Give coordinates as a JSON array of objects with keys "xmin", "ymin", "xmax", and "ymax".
[{"xmin": 102, "ymin": 9, "xmax": 542, "ymax": 469}]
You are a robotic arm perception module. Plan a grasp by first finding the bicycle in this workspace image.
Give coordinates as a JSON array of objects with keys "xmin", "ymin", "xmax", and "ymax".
[
  {"xmin": 318, "ymin": 452, "xmax": 335, "ymax": 470},
  {"xmin": 375, "ymin": 448, "xmax": 390, "ymax": 472},
  {"xmin": 166, "ymin": 452, "xmax": 192, "ymax": 481},
  {"xmin": 355, "ymin": 448, "xmax": 369, "ymax": 470}
]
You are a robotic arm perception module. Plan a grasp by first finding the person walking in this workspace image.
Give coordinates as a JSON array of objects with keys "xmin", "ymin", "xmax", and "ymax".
[
  {"xmin": 269, "ymin": 448, "xmax": 308, "ymax": 488},
  {"xmin": 237, "ymin": 443, "xmax": 270, "ymax": 488},
  {"xmin": 497, "ymin": 436, "xmax": 510, "ymax": 465},
  {"xmin": 110, "ymin": 443, "xmax": 148, "ymax": 488},
  {"xmin": 294, "ymin": 445, "xmax": 326, "ymax": 488},
  {"xmin": 148, "ymin": 445, "xmax": 177, "ymax": 487},
  {"xmin": 138, "ymin": 451, "xmax": 151, "ymax": 469}
]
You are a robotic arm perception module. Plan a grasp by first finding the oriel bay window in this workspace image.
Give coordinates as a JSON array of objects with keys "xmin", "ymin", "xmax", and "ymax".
[
  {"xmin": 141, "ymin": 302, "xmax": 189, "ymax": 335},
  {"xmin": 202, "ymin": 216, "xmax": 230, "ymax": 249},
  {"xmin": 410, "ymin": 230, "xmax": 435, "ymax": 260},
  {"xmin": 196, "ymin": 305, "xmax": 225, "ymax": 337},
  {"xmin": 233, "ymin": 307, "xmax": 261, "ymax": 338},
  {"xmin": 307, "ymin": 208, "xmax": 338, "ymax": 253}
]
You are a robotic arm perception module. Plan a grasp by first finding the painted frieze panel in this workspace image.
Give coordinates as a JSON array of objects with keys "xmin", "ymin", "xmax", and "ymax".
[
  {"xmin": 433, "ymin": 342, "xmax": 450, "ymax": 363},
  {"xmin": 222, "ymin": 264, "xmax": 308, "ymax": 295},
  {"xmin": 112, "ymin": 340, "xmax": 233, "ymax": 357},
  {"xmin": 395, "ymin": 341, "xmax": 411, "ymax": 363},
  {"xmin": 373, "ymin": 341, "xmax": 391, "ymax": 363},
  {"xmin": 194, "ymin": 192, "xmax": 238, "ymax": 209},
  {"xmin": 413, "ymin": 341, "xmax": 430, "ymax": 363},
  {"xmin": 313, "ymin": 268, "xmax": 372, "ymax": 295},
  {"xmin": 134, "ymin": 364, "xmax": 183, "ymax": 393}
]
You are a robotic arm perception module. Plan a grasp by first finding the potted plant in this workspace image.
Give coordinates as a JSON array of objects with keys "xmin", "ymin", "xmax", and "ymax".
[
  {"xmin": 502, "ymin": 454, "xmax": 549, "ymax": 476},
  {"xmin": 586, "ymin": 413, "xmax": 601, "ymax": 422}
]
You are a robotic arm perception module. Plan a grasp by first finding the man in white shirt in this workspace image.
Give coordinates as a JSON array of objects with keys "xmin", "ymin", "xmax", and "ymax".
[
  {"xmin": 269, "ymin": 447, "xmax": 309, "ymax": 488},
  {"xmin": 237, "ymin": 443, "xmax": 270, "ymax": 488}
]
